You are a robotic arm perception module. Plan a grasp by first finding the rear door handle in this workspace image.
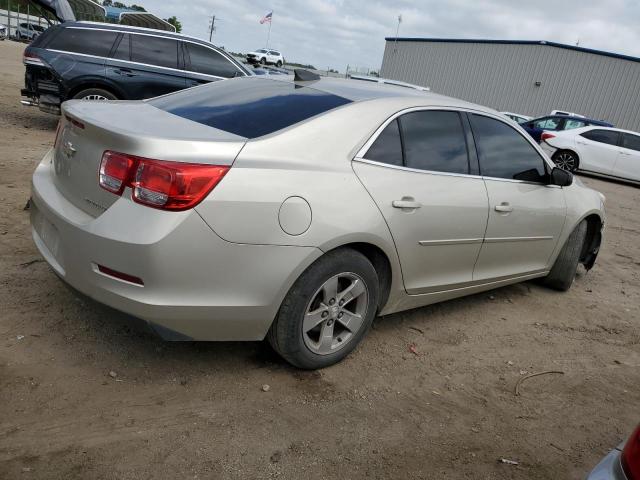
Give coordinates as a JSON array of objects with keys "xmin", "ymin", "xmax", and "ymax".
[
  {"xmin": 495, "ymin": 203, "xmax": 513, "ymax": 213},
  {"xmin": 392, "ymin": 198, "xmax": 421, "ymax": 210}
]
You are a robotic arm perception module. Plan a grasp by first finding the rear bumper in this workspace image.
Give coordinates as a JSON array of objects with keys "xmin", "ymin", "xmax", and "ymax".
[
  {"xmin": 31, "ymin": 149, "xmax": 322, "ymax": 340},
  {"xmin": 585, "ymin": 448, "xmax": 627, "ymax": 480}
]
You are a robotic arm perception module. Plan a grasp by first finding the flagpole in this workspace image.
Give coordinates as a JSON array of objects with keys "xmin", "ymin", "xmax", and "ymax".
[{"xmin": 266, "ymin": 14, "xmax": 272, "ymax": 48}]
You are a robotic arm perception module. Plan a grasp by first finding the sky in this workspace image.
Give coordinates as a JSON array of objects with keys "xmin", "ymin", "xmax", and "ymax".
[{"xmin": 130, "ymin": 0, "xmax": 640, "ymax": 72}]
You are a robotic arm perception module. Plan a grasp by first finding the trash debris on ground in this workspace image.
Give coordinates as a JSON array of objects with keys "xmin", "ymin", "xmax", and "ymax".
[
  {"xmin": 261, "ymin": 384, "xmax": 270, "ymax": 392},
  {"xmin": 515, "ymin": 370, "xmax": 565, "ymax": 396},
  {"xmin": 499, "ymin": 458, "xmax": 519, "ymax": 465}
]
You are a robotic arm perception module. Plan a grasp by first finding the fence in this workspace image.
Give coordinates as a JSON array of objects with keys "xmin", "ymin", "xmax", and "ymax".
[{"xmin": 1, "ymin": 7, "xmax": 53, "ymax": 37}]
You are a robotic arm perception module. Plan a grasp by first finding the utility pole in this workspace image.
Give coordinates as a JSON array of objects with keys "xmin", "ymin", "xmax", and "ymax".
[
  {"xmin": 208, "ymin": 15, "xmax": 215, "ymax": 42},
  {"xmin": 394, "ymin": 14, "xmax": 402, "ymax": 53}
]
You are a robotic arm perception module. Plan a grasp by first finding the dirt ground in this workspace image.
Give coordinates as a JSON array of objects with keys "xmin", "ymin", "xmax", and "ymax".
[{"xmin": 0, "ymin": 39, "xmax": 639, "ymax": 480}]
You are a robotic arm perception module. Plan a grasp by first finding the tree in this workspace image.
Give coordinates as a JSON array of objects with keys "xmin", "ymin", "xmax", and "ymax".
[
  {"xmin": 101, "ymin": 0, "xmax": 113, "ymax": 6},
  {"xmin": 130, "ymin": 4, "xmax": 146, "ymax": 11},
  {"xmin": 113, "ymin": 2, "xmax": 127, "ymax": 8},
  {"xmin": 164, "ymin": 16, "xmax": 182, "ymax": 33}
]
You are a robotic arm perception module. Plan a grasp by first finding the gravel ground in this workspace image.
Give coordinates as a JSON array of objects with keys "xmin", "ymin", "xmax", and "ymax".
[{"xmin": 1, "ymin": 40, "xmax": 639, "ymax": 480}]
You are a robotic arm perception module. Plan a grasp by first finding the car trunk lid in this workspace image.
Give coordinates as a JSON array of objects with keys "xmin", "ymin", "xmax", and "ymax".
[{"xmin": 53, "ymin": 100, "xmax": 246, "ymax": 217}]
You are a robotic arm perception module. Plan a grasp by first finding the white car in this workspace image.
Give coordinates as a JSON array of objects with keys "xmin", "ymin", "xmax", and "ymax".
[
  {"xmin": 246, "ymin": 48, "xmax": 284, "ymax": 67},
  {"xmin": 501, "ymin": 112, "xmax": 532, "ymax": 124},
  {"xmin": 17, "ymin": 22, "xmax": 46, "ymax": 40},
  {"xmin": 541, "ymin": 126, "xmax": 640, "ymax": 183}
]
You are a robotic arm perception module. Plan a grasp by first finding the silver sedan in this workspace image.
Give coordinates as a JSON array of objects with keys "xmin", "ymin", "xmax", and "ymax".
[{"xmin": 31, "ymin": 72, "xmax": 605, "ymax": 368}]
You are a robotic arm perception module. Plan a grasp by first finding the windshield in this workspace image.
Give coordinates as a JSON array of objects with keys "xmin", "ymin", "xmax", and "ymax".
[{"xmin": 256, "ymin": 49, "xmax": 267, "ymax": 53}]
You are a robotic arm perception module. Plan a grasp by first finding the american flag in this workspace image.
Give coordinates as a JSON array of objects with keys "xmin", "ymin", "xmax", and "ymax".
[{"xmin": 260, "ymin": 11, "xmax": 272, "ymax": 24}]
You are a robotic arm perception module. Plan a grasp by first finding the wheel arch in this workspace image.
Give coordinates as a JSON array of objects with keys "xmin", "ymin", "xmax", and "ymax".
[
  {"xmin": 327, "ymin": 242, "xmax": 393, "ymax": 312},
  {"xmin": 66, "ymin": 79, "xmax": 125, "ymax": 100},
  {"xmin": 579, "ymin": 213, "xmax": 603, "ymax": 270}
]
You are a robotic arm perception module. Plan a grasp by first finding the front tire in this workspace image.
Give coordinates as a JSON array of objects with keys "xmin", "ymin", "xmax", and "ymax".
[
  {"xmin": 552, "ymin": 150, "xmax": 579, "ymax": 172},
  {"xmin": 542, "ymin": 220, "xmax": 587, "ymax": 291},
  {"xmin": 268, "ymin": 249, "xmax": 379, "ymax": 369},
  {"xmin": 260, "ymin": 57, "xmax": 266, "ymax": 65},
  {"xmin": 276, "ymin": 60, "xmax": 283, "ymax": 67},
  {"xmin": 72, "ymin": 88, "xmax": 118, "ymax": 101}
]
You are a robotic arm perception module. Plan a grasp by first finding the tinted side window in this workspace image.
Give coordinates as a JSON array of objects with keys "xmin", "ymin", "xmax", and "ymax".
[
  {"xmin": 47, "ymin": 28, "xmax": 119, "ymax": 57},
  {"xmin": 622, "ymin": 133, "xmax": 640, "ymax": 152},
  {"xmin": 186, "ymin": 43, "xmax": 238, "ymax": 78},
  {"xmin": 131, "ymin": 35, "xmax": 178, "ymax": 69},
  {"xmin": 112, "ymin": 33, "xmax": 130, "ymax": 60},
  {"xmin": 400, "ymin": 111, "xmax": 468, "ymax": 174},
  {"xmin": 364, "ymin": 119, "xmax": 403, "ymax": 166},
  {"xmin": 581, "ymin": 129, "xmax": 619, "ymax": 146},
  {"xmin": 470, "ymin": 114, "xmax": 547, "ymax": 182}
]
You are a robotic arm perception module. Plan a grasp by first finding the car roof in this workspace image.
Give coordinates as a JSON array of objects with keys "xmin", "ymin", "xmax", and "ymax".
[
  {"xmin": 566, "ymin": 125, "xmax": 638, "ymax": 135},
  {"xmin": 70, "ymin": 21, "xmax": 216, "ymax": 47},
  {"xmin": 268, "ymin": 75, "xmax": 495, "ymax": 112},
  {"xmin": 531, "ymin": 114, "xmax": 611, "ymax": 125}
]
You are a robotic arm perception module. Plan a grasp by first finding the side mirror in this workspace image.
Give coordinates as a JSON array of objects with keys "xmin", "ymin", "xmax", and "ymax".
[{"xmin": 550, "ymin": 167, "xmax": 573, "ymax": 187}]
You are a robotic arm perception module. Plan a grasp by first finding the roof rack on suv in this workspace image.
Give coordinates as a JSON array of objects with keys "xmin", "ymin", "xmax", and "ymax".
[{"xmin": 348, "ymin": 74, "xmax": 431, "ymax": 92}]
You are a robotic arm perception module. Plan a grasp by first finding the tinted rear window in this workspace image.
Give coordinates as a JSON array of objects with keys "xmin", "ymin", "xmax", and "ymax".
[
  {"xmin": 150, "ymin": 78, "xmax": 352, "ymax": 138},
  {"xmin": 47, "ymin": 27, "xmax": 118, "ymax": 57}
]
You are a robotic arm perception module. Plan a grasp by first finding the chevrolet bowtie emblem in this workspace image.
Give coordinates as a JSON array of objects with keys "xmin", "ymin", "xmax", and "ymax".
[{"xmin": 62, "ymin": 140, "xmax": 76, "ymax": 158}]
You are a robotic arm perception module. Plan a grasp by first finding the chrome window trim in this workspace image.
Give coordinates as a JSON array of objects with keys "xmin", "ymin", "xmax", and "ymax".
[
  {"xmin": 354, "ymin": 105, "xmax": 559, "ymax": 187},
  {"xmin": 353, "ymin": 157, "xmax": 483, "ymax": 180},
  {"xmin": 58, "ymin": 26, "xmax": 246, "ymax": 77}
]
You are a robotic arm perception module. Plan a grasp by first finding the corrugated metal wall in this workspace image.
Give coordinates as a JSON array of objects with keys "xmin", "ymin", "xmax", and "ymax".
[{"xmin": 380, "ymin": 41, "xmax": 640, "ymax": 131}]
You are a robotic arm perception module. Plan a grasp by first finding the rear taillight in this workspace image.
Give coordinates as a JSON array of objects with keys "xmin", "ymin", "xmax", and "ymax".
[
  {"xmin": 622, "ymin": 425, "xmax": 640, "ymax": 480},
  {"xmin": 23, "ymin": 51, "xmax": 45, "ymax": 66},
  {"xmin": 99, "ymin": 151, "xmax": 229, "ymax": 211},
  {"xmin": 541, "ymin": 132, "xmax": 556, "ymax": 142},
  {"xmin": 99, "ymin": 151, "xmax": 135, "ymax": 195}
]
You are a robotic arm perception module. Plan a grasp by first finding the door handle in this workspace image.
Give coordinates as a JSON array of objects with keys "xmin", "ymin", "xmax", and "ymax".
[
  {"xmin": 495, "ymin": 203, "xmax": 513, "ymax": 213},
  {"xmin": 392, "ymin": 198, "xmax": 421, "ymax": 210}
]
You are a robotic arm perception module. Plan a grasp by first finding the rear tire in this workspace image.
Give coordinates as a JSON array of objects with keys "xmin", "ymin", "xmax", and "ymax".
[
  {"xmin": 268, "ymin": 249, "xmax": 379, "ymax": 369},
  {"xmin": 72, "ymin": 88, "xmax": 118, "ymax": 101},
  {"xmin": 542, "ymin": 220, "xmax": 587, "ymax": 291},
  {"xmin": 552, "ymin": 150, "xmax": 579, "ymax": 172}
]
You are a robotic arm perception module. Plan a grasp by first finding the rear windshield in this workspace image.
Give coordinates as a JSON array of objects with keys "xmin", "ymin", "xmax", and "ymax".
[{"xmin": 150, "ymin": 78, "xmax": 352, "ymax": 138}]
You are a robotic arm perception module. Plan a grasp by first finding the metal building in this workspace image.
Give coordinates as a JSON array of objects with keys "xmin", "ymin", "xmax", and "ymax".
[{"xmin": 380, "ymin": 38, "xmax": 640, "ymax": 131}]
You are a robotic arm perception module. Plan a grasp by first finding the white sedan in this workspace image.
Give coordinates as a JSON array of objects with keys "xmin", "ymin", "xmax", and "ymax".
[{"xmin": 541, "ymin": 126, "xmax": 640, "ymax": 183}]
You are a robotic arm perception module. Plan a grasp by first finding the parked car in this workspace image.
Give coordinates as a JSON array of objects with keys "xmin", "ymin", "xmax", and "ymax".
[
  {"xmin": 246, "ymin": 48, "xmax": 284, "ymax": 67},
  {"xmin": 21, "ymin": 21, "xmax": 250, "ymax": 115},
  {"xmin": 540, "ymin": 126, "xmax": 640, "ymax": 183},
  {"xmin": 16, "ymin": 22, "xmax": 46, "ymax": 40},
  {"xmin": 30, "ymin": 73, "xmax": 605, "ymax": 369},
  {"xmin": 586, "ymin": 424, "xmax": 639, "ymax": 480},
  {"xmin": 0, "ymin": 24, "xmax": 7, "ymax": 40},
  {"xmin": 501, "ymin": 111, "xmax": 532, "ymax": 124},
  {"xmin": 521, "ymin": 115, "xmax": 613, "ymax": 142}
]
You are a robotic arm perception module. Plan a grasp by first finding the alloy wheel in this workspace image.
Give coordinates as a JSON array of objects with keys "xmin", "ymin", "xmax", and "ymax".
[
  {"xmin": 554, "ymin": 152, "xmax": 577, "ymax": 171},
  {"xmin": 302, "ymin": 272, "xmax": 369, "ymax": 355},
  {"xmin": 81, "ymin": 94, "xmax": 109, "ymax": 101}
]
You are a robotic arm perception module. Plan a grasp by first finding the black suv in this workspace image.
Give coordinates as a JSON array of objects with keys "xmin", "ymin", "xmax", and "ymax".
[{"xmin": 21, "ymin": 22, "xmax": 250, "ymax": 114}]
